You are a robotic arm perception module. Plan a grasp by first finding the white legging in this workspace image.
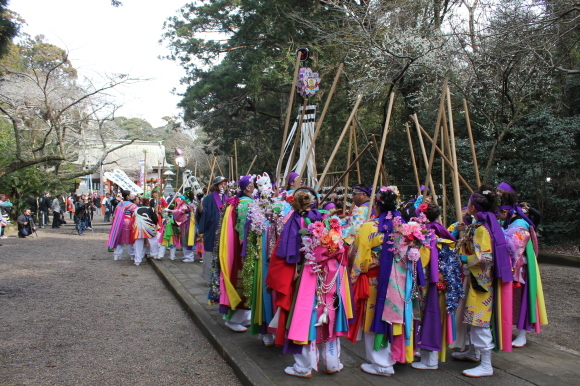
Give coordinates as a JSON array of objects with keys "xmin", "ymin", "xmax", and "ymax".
[
  {"xmin": 158, "ymin": 245, "xmax": 176, "ymax": 259},
  {"xmin": 293, "ymin": 339, "xmax": 341, "ymax": 373},
  {"xmin": 364, "ymin": 332, "xmax": 395, "ymax": 369},
  {"xmin": 470, "ymin": 325, "xmax": 494, "ymax": 351},
  {"xmin": 114, "ymin": 244, "xmax": 135, "ymax": 260}
]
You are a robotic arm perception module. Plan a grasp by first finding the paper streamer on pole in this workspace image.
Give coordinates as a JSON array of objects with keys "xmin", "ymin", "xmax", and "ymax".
[
  {"xmin": 279, "ymin": 105, "xmax": 317, "ymax": 187},
  {"xmin": 104, "ymin": 169, "xmax": 144, "ymax": 194}
]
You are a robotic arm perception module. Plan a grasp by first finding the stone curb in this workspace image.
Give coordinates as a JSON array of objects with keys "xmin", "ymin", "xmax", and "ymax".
[
  {"xmin": 149, "ymin": 258, "xmax": 272, "ymax": 386},
  {"xmin": 538, "ymin": 252, "xmax": 580, "ymax": 267}
]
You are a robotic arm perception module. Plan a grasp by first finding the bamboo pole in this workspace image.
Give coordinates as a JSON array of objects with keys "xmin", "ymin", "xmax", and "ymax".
[
  {"xmin": 441, "ymin": 122, "xmax": 447, "ymax": 227},
  {"xmin": 342, "ymin": 124, "xmax": 354, "ymax": 213},
  {"xmin": 405, "ymin": 122, "xmax": 421, "ymax": 194},
  {"xmin": 276, "ymin": 54, "xmax": 302, "ymax": 185},
  {"xmin": 143, "ymin": 150, "xmax": 147, "ymax": 195},
  {"xmin": 285, "ymin": 99, "xmax": 308, "ymax": 179},
  {"xmin": 352, "ymin": 122, "xmax": 362, "ymax": 184},
  {"xmin": 446, "ymin": 86, "xmax": 463, "ymax": 222},
  {"xmin": 417, "ymin": 124, "xmax": 474, "ymax": 193},
  {"xmin": 194, "ymin": 160, "xmax": 198, "ymax": 177},
  {"xmin": 207, "ymin": 157, "xmax": 216, "ymax": 187},
  {"xmin": 321, "ymin": 142, "xmax": 373, "ymax": 204},
  {"xmin": 212, "ymin": 152, "xmax": 224, "ymax": 176},
  {"xmin": 229, "ymin": 157, "xmax": 233, "ymax": 181},
  {"xmin": 463, "ymin": 99, "xmax": 481, "ymax": 187},
  {"xmin": 234, "ymin": 140, "xmax": 238, "ymax": 180},
  {"xmin": 421, "ymin": 80, "xmax": 448, "ymax": 202},
  {"xmin": 246, "ymin": 154, "xmax": 258, "ymax": 175},
  {"xmin": 298, "ymin": 63, "xmax": 344, "ymax": 180},
  {"xmin": 411, "ymin": 114, "xmax": 438, "ymax": 205},
  {"xmin": 367, "ymin": 92, "xmax": 396, "ymax": 220},
  {"xmin": 160, "ymin": 157, "xmax": 165, "ymax": 190},
  {"xmin": 371, "ymin": 134, "xmax": 389, "ymax": 186},
  {"xmin": 316, "ymin": 94, "xmax": 364, "ymax": 193}
]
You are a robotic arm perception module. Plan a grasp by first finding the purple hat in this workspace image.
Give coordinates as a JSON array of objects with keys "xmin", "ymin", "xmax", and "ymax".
[
  {"xmin": 353, "ymin": 184, "xmax": 372, "ymax": 196},
  {"xmin": 323, "ymin": 202, "xmax": 336, "ymax": 211},
  {"xmin": 287, "ymin": 172, "xmax": 299, "ymax": 187},
  {"xmin": 419, "ymin": 185, "xmax": 430, "ymax": 193},
  {"xmin": 496, "ymin": 182, "xmax": 516, "ymax": 192},
  {"xmin": 238, "ymin": 175, "xmax": 254, "ymax": 192}
]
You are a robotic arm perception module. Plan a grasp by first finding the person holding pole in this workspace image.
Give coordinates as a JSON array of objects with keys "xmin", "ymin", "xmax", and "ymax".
[
  {"xmin": 106, "ymin": 190, "xmax": 138, "ymax": 260},
  {"xmin": 209, "ymin": 176, "xmax": 254, "ymax": 333},
  {"xmin": 452, "ymin": 185, "xmax": 514, "ymax": 377},
  {"xmin": 496, "ymin": 186, "xmax": 548, "ymax": 349},
  {"xmin": 170, "ymin": 188, "xmax": 198, "ymax": 262},
  {"xmin": 348, "ymin": 187, "xmax": 400, "ymax": 377},
  {"xmin": 343, "ymin": 183, "xmax": 373, "ymax": 246},
  {"xmin": 266, "ymin": 187, "xmax": 350, "ymax": 378},
  {"xmin": 196, "ymin": 176, "xmax": 229, "ymax": 280},
  {"xmin": 411, "ymin": 202, "xmax": 463, "ymax": 370}
]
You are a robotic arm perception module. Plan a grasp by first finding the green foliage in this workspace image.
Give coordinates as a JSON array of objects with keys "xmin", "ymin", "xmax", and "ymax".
[
  {"xmin": 163, "ymin": 0, "xmax": 580, "ymax": 245},
  {"xmin": 0, "ymin": 1, "xmax": 19, "ymax": 58},
  {"xmin": 492, "ymin": 111, "xmax": 580, "ymax": 244}
]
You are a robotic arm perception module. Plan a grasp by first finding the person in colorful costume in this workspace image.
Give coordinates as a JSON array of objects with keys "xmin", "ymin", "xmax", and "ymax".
[
  {"xmin": 241, "ymin": 174, "xmax": 285, "ymax": 346},
  {"xmin": 411, "ymin": 203, "xmax": 464, "ymax": 370},
  {"xmin": 157, "ymin": 202, "xmax": 180, "ymax": 260},
  {"xmin": 348, "ymin": 186, "xmax": 401, "ymax": 376},
  {"xmin": 343, "ymin": 183, "xmax": 372, "ymax": 245},
  {"xmin": 281, "ymin": 172, "xmax": 302, "ymax": 216},
  {"xmin": 171, "ymin": 188, "xmax": 198, "ymax": 262},
  {"xmin": 266, "ymin": 187, "xmax": 352, "ymax": 378},
  {"xmin": 107, "ymin": 190, "xmax": 138, "ymax": 260},
  {"xmin": 452, "ymin": 185, "xmax": 514, "ymax": 377},
  {"xmin": 132, "ymin": 205, "xmax": 158, "ymax": 266},
  {"xmin": 209, "ymin": 176, "xmax": 254, "ymax": 333},
  {"xmin": 197, "ymin": 176, "xmax": 228, "ymax": 280},
  {"xmin": 497, "ymin": 184, "xmax": 548, "ymax": 348}
]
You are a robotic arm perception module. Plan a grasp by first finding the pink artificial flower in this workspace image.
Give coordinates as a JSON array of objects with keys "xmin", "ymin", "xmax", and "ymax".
[
  {"xmin": 309, "ymin": 221, "xmax": 327, "ymax": 238},
  {"xmin": 329, "ymin": 217, "xmax": 340, "ymax": 230}
]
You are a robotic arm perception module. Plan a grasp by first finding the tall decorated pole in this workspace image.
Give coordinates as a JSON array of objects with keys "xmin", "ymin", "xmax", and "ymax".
[
  {"xmin": 298, "ymin": 63, "xmax": 343, "ymax": 180},
  {"xmin": 276, "ymin": 51, "xmax": 303, "ymax": 185},
  {"xmin": 174, "ymin": 148, "xmax": 188, "ymax": 196}
]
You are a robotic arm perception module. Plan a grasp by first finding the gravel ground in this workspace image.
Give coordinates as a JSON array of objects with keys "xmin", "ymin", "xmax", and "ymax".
[
  {"xmin": 541, "ymin": 246, "xmax": 580, "ymax": 257},
  {"xmin": 0, "ymin": 223, "xmax": 241, "ymax": 385},
  {"xmin": 529, "ymin": 263, "xmax": 580, "ymax": 353}
]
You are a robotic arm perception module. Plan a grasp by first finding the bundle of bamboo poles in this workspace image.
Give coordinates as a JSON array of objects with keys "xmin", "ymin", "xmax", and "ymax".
[{"xmin": 268, "ymin": 54, "xmax": 481, "ymax": 225}]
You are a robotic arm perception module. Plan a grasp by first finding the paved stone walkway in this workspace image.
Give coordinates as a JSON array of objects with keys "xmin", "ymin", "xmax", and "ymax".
[{"xmin": 151, "ymin": 255, "xmax": 580, "ymax": 386}]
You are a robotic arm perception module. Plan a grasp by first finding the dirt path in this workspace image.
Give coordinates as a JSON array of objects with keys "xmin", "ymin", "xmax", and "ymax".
[{"xmin": 0, "ymin": 225, "xmax": 241, "ymax": 385}]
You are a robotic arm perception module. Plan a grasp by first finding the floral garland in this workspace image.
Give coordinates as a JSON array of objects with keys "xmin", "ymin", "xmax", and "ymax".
[
  {"xmin": 300, "ymin": 217, "xmax": 343, "ymax": 274},
  {"xmin": 389, "ymin": 213, "xmax": 432, "ymax": 257},
  {"xmin": 388, "ymin": 213, "xmax": 432, "ymax": 302},
  {"xmin": 299, "ymin": 215, "xmax": 344, "ymax": 326},
  {"xmin": 438, "ymin": 244, "xmax": 465, "ymax": 313},
  {"xmin": 241, "ymin": 231, "xmax": 260, "ymax": 308},
  {"xmin": 240, "ymin": 197, "xmax": 285, "ymax": 307},
  {"xmin": 247, "ymin": 197, "xmax": 285, "ymax": 233}
]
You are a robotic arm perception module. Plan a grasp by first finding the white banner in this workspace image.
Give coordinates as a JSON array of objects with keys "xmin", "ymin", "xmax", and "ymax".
[{"xmin": 104, "ymin": 169, "xmax": 144, "ymax": 194}]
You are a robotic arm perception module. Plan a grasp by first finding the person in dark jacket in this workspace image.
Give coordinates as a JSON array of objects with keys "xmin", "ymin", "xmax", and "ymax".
[
  {"xmin": 17, "ymin": 209, "xmax": 37, "ymax": 238},
  {"xmin": 196, "ymin": 176, "xmax": 228, "ymax": 280},
  {"xmin": 38, "ymin": 192, "xmax": 51, "ymax": 227}
]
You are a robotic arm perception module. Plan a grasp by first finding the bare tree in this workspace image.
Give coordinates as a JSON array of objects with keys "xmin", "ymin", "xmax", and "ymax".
[{"xmin": 0, "ymin": 38, "xmax": 142, "ymax": 179}]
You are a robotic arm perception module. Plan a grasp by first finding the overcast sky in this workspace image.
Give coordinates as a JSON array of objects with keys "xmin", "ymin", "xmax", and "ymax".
[{"xmin": 10, "ymin": 0, "xmax": 189, "ymax": 128}]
